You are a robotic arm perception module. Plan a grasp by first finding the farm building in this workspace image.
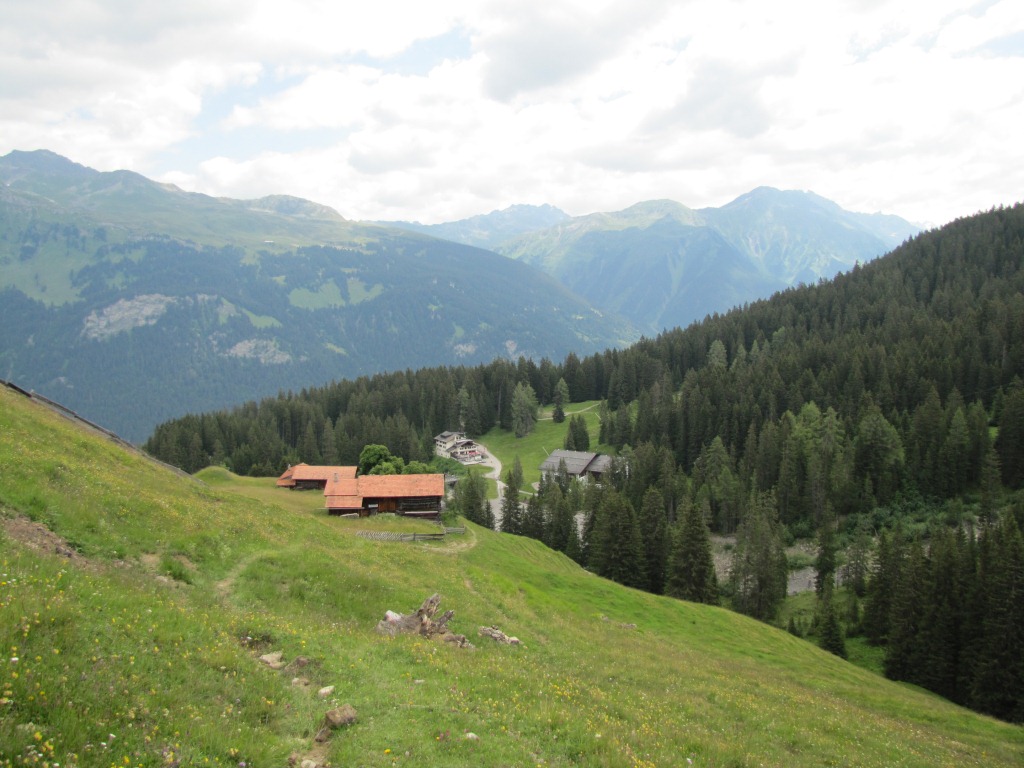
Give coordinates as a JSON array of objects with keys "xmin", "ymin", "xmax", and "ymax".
[
  {"xmin": 539, "ymin": 450, "xmax": 612, "ymax": 483},
  {"xmin": 276, "ymin": 463, "xmax": 357, "ymax": 490},
  {"xmin": 324, "ymin": 473, "xmax": 445, "ymax": 518}
]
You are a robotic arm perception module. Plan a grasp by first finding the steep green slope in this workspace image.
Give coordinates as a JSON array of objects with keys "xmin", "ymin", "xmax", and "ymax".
[
  {"xmin": 0, "ymin": 151, "xmax": 638, "ymax": 441},
  {"xmin": 1, "ymin": 385, "xmax": 1021, "ymax": 767}
]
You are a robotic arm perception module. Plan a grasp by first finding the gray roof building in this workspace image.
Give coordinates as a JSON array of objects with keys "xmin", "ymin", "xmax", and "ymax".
[{"xmin": 539, "ymin": 449, "xmax": 612, "ymax": 480}]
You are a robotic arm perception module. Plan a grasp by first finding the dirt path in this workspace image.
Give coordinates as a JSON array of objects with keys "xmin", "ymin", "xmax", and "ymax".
[
  {"xmin": 537, "ymin": 401, "xmax": 600, "ymax": 421},
  {"xmin": 214, "ymin": 550, "xmax": 272, "ymax": 599},
  {"xmin": 475, "ymin": 445, "xmax": 505, "ymax": 528},
  {"xmin": 423, "ymin": 526, "xmax": 478, "ymax": 554}
]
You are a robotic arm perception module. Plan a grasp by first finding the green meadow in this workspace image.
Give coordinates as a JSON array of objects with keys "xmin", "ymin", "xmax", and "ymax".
[
  {"xmin": 1, "ymin": 385, "xmax": 1021, "ymax": 767},
  {"xmin": 480, "ymin": 400, "xmax": 607, "ymax": 486}
]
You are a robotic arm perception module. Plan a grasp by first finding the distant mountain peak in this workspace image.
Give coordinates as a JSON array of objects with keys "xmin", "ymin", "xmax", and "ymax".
[
  {"xmin": 244, "ymin": 195, "xmax": 347, "ymax": 222},
  {"xmin": 379, "ymin": 203, "xmax": 570, "ymax": 249},
  {"xmin": 0, "ymin": 149, "xmax": 98, "ymax": 186}
]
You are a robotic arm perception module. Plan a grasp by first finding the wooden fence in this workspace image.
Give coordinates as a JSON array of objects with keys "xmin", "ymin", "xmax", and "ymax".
[
  {"xmin": 354, "ymin": 522, "xmax": 466, "ymax": 543},
  {"xmin": 355, "ymin": 530, "xmax": 447, "ymax": 542}
]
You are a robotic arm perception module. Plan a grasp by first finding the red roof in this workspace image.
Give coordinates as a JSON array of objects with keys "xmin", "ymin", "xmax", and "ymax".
[
  {"xmin": 323, "ymin": 475, "xmax": 359, "ymax": 497},
  {"xmin": 324, "ymin": 473, "xmax": 445, "ymax": 510},
  {"xmin": 277, "ymin": 464, "xmax": 356, "ymax": 487},
  {"xmin": 356, "ymin": 474, "xmax": 445, "ymax": 498}
]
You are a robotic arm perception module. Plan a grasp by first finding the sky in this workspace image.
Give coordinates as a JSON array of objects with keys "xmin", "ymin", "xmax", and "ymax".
[{"xmin": 2, "ymin": 0, "xmax": 1023, "ymax": 228}]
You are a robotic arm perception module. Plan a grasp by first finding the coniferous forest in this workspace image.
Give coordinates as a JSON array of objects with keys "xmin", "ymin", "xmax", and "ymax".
[{"xmin": 146, "ymin": 204, "xmax": 1024, "ymax": 722}]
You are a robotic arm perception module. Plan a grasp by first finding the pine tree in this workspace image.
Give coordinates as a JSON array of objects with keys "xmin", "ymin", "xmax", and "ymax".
[
  {"xmin": 589, "ymin": 489, "xmax": 646, "ymax": 589},
  {"xmin": 854, "ymin": 406, "xmax": 905, "ymax": 506},
  {"xmin": 863, "ymin": 528, "xmax": 903, "ymax": 645},
  {"xmin": 979, "ymin": 447, "xmax": 1003, "ymax": 525},
  {"xmin": 817, "ymin": 583, "xmax": 847, "ymax": 658},
  {"xmin": 567, "ymin": 414, "xmax": 590, "ymax": 452},
  {"xmin": 970, "ymin": 512, "xmax": 1024, "ymax": 721},
  {"xmin": 299, "ymin": 420, "xmax": 321, "ymax": 464},
  {"xmin": 564, "ymin": 513, "xmax": 584, "ymax": 564},
  {"xmin": 884, "ymin": 538, "xmax": 927, "ymax": 683},
  {"xmin": 552, "ymin": 378, "xmax": 569, "ymax": 424},
  {"xmin": 543, "ymin": 485, "xmax": 570, "ymax": 552},
  {"xmin": 511, "ymin": 382, "xmax": 540, "ymax": 438},
  {"xmin": 638, "ymin": 488, "xmax": 669, "ymax": 594},
  {"xmin": 815, "ymin": 507, "xmax": 837, "ymax": 597},
  {"xmin": 845, "ymin": 516, "xmax": 873, "ymax": 598},
  {"xmin": 919, "ymin": 527, "xmax": 963, "ymax": 701},
  {"xmin": 452, "ymin": 471, "xmax": 488, "ymax": 527},
  {"xmin": 730, "ymin": 491, "xmax": 787, "ymax": 621},
  {"xmin": 521, "ymin": 492, "xmax": 546, "ymax": 541},
  {"xmin": 501, "ymin": 462, "xmax": 524, "ymax": 535},
  {"xmin": 665, "ymin": 500, "xmax": 718, "ymax": 604},
  {"xmin": 995, "ymin": 386, "xmax": 1024, "ymax": 488}
]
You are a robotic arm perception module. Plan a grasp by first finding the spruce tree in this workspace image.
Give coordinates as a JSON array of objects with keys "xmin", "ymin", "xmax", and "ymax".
[
  {"xmin": 521, "ymin": 492, "xmax": 546, "ymax": 541},
  {"xmin": 995, "ymin": 385, "xmax": 1024, "ymax": 488},
  {"xmin": 884, "ymin": 538, "xmax": 927, "ymax": 683},
  {"xmin": 453, "ymin": 471, "xmax": 488, "ymax": 527},
  {"xmin": 919, "ymin": 527, "xmax": 963, "ymax": 701},
  {"xmin": 638, "ymin": 488, "xmax": 670, "ymax": 594},
  {"xmin": 552, "ymin": 378, "xmax": 569, "ymax": 424},
  {"xmin": 570, "ymin": 414, "xmax": 590, "ymax": 452},
  {"xmin": 499, "ymin": 473, "xmax": 524, "ymax": 536},
  {"xmin": 511, "ymin": 382, "xmax": 540, "ymax": 438},
  {"xmin": 979, "ymin": 447, "xmax": 1003, "ymax": 525},
  {"xmin": 970, "ymin": 513, "xmax": 1024, "ymax": 721},
  {"xmin": 817, "ymin": 583, "xmax": 848, "ymax": 659},
  {"xmin": 589, "ymin": 489, "xmax": 646, "ymax": 589},
  {"xmin": 815, "ymin": 507, "xmax": 837, "ymax": 597},
  {"xmin": 501, "ymin": 460, "xmax": 524, "ymax": 535},
  {"xmin": 863, "ymin": 528, "xmax": 903, "ymax": 645},
  {"xmin": 564, "ymin": 506, "xmax": 584, "ymax": 565},
  {"xmin": 730, "ymin": 491, "xmax": 787, "ymax": 621},
  {"xmin": 666, "ymin": 500, "xmax": 718, "ymax": 604},
  {"xmin": 845, "ymin": 516, "xmax": 873, "ymax": 597},
  {"xmin": 544, "ymin": 487, "xmax": 569, "ymax": 552}
]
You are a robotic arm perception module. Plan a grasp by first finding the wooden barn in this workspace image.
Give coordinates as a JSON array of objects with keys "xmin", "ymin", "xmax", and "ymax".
[
  {"xmin": 324, "ymin": 473, "xmax": 445, "ymax": 518},
  {"xmin": 276, "ymin": 463, "xmax": 357, "ymax": 491}
]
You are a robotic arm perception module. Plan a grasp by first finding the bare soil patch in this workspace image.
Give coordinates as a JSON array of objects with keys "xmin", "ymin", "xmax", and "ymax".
[{"xmin": 2, "ymin": 514, "xmax": 88, "ymax": 565}]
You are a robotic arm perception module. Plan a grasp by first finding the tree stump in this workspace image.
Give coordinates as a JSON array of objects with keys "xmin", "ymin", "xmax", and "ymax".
[
  {"xmin": 478, "ymin": 625, "xmax": 521, "ymax": 645},
  {"xmin": 376, "ymin": 594, "xmax": 474, "ymax": 647}
]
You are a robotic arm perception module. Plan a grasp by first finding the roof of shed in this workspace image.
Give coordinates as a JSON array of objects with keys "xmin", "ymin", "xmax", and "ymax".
[
  {"xmin": 324, "ymin": 473, "xmax": 445, "ymax": 509},
  {"xmin": 539, "ymin": 449, "xmax": 607, "ymax": 476},
  {"xmin": 277, "ymin": 463, "xmax": 356, "ymax": 486}
]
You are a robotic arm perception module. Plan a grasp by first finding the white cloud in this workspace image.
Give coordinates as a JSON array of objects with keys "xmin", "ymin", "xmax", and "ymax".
[{"xmin": 1, "ymin": 0, "xmax": 1022, "ymax": 226}]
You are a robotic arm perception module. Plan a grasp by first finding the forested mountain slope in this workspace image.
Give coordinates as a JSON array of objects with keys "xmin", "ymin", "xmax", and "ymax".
[
  {"xmin": 0, "ymin": 150, "xmax": 638, "ymax": 441},
  {"xmin": 148, "ymin": 204, "xmax": 1023, "ymax": 497}
]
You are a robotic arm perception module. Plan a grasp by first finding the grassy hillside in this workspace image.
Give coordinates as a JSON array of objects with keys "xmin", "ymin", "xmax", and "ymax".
[{"xmin": 1, "ymin": 385, "xmax": 1021, "ymax": 767}]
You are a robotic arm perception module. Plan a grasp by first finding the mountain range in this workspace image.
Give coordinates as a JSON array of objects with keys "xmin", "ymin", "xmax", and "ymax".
[
  {"xmin": 1, "ymin": 149, "xmax": 918, "ymax": 441},
  {"xmin": 387, "ymin": 191, "xmax": 920, "ymax": 331},
  {"xmin": 0, "ymin": 150, "xmax": 636, "ymax": 441}
]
